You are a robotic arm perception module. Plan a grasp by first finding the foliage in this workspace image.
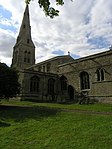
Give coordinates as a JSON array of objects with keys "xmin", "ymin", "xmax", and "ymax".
[
  {"xmin": 25, "ymin": 0, "xmax": 73, "ymax": 18},
  {"xmin": 0, "ymin": 63, "xmax": 20, "ymax": 99},
  {"xmin": 0, "ymin": 102, "xmax": 112, "ymax": 149}
]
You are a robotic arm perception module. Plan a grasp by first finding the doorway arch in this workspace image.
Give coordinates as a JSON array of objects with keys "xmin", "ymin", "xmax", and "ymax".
[{"xmin": 68, "ymin": 85, "xmax": 74, "ymax": 100}]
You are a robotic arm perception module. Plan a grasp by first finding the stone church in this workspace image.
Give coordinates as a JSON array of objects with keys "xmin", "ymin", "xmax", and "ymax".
[{"xmin": 11, "ymin": 5, "xmax": 112, "ymax": 103}]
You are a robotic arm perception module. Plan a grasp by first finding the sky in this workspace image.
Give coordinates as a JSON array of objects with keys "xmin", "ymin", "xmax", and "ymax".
[{"xmin": 0, "ymin": 0, "xmax": 112, "ymax": 66}]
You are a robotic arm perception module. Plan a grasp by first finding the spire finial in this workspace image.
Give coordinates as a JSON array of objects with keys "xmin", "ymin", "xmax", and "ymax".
[{"xmin": 68, "ymin": 51, "xmax": 70, "ymax": 55}]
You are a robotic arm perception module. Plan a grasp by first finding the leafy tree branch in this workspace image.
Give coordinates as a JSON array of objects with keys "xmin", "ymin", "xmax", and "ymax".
[{"xmin": 25, "ymin": 0, "xmax": 73, "ymax": 18}]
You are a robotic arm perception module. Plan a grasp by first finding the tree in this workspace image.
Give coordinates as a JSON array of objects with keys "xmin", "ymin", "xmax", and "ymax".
[
  {"xmin": 0, "ymin": 63, "xmax": 20, "ymax": 99},
  {"xmin": 25, "ymin": 0, "xmax": 73, "ymax": 18}
]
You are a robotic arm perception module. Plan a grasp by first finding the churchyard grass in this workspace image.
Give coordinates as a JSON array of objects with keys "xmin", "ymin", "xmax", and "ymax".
[
  {"xmin": 1, "ymin": 99, "xmax": 112, "ymax": 112},
  {"xmin": 0, "ymin": 100, "xmax": 112, "ymax": 149}
]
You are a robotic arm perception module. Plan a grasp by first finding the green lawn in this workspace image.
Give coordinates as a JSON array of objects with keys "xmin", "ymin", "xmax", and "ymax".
[
  {"xmin": 1, "ymin": 99, "xmax": 112, "ymax": 112},
  {"xmin": 0, "ymin": 100, "xmax": 112, "ymax": 149}
]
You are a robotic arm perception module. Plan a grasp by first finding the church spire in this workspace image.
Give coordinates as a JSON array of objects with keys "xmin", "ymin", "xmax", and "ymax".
[
  {"xmin": 11, "ymin": 4, "xmax": 35, "ymax": 70},
  {"xmin": 16, "ymin": 4, "xmax": 34, "ymax": 47}
]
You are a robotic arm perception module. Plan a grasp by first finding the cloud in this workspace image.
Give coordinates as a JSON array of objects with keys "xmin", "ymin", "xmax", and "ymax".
[
  {"xmin": 0, "ymin": 28, "xmax": 15, "ymax": 66},
  {"xmin": 90, "ymin": 0, "xmax": 112, "ymax": 25},
  {"xmin": 0, "ymin": 0, "xmax": 112, "ymax": 66}
]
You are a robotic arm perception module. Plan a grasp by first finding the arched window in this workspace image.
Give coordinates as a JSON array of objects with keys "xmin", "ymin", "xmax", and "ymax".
[
  {"xmin": 14, "ymin": 51, "xmax": 18, "ymax": 63},
  {"xmin": 96, "ymin": 69, "xmax": 100, "ymax": 81},
  {"xmin": 60, "ymin": 76, "xmax": 67, "ymax": 91},
  {"xmin": 27, "ymin": 39, "xmax": 30, "ymax": 44},
  {"xmin": 38, "ymin": 66, "xmax": 41, "ymax": 72},
  {"xmin": 47, "ymin": 63, "xmax": 51, "ymax": 72},
  {"xmin": 101, "ymin": 69, "xmax": 104, "ymax": 81},
  {"xmin": 24, "ymin": 51, "xmax": 27, "ymax": 62},
  {"xmin": 96, "ymin": 68, "xmax": 105, "ymax": 81},
  {"xmin": 48, "ymin": 78, "xmax": 55, "ymax": 94},
  {"xmin": 24, "ymin": 51, "xmax": 31, "ymax": 63},
  {"xmin": 43, "ymin": 66, "xmax": 45, "ymax": 72},
  {"xmin": 23, "ymin": 24, "xmax": 25, "ymax": 28},
  {"xmin": 30, "ymin": 76, "xmax": 40, "ymax": 92},
  {"xmin": 28, "ymin": 52, "xmax": 30, "ymax": 63},
  {"xmin": 80, "ymin": 71, "xmax": 90, "ymax": 90}
]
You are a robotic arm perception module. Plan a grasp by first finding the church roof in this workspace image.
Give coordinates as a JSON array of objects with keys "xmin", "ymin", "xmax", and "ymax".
[
  {"xmin": 26, "ymin": 55, "xmax": 74, "ymax": 69},
  {"xmin": 58, "ymin": 49, "xmax": 112, "ymax": 67}
]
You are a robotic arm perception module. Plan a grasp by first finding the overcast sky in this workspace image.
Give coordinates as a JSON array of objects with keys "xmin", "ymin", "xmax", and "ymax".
[{"xmin": 0, "ymin": 0, "xmax": 112, "ymax": 66}]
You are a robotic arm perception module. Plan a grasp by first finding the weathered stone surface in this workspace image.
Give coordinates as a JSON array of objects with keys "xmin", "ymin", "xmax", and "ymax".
[{"xmin": 11, "ymin": 5, "xmax": 112, "ymax": 103}]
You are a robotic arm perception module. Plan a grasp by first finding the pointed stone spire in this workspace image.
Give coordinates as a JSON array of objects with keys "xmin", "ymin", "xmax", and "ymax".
[
  {"xmin": 12, "ymin": 4, "xmax": 35, "ymax": 70},
  {"xmin": 16, "ymin": 4, "xmax": 34, "ymax": 47}
]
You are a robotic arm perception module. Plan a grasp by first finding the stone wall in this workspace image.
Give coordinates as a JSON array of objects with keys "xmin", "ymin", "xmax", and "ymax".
[
  {"xmin": 58, "ymin": 50, "xmax": 112, "ymax": 102},
  {"xmin": 19, "ymin": 70, "xmax": 60, "ymax": 101},
  {"xmin": 28, "ymin": 55, "xmax": 74, "ymax": 74}
]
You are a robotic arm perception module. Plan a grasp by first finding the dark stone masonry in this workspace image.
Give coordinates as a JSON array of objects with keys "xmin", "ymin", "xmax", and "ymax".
[{"xmin": 11, "ymin": 5, "xmax": 112, "ymax": 103}]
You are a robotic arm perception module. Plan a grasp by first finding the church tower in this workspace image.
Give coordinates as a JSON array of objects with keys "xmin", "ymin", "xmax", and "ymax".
[{"xmin": 11, "ymin": 4, "xmax": 35, "ymax": 70}]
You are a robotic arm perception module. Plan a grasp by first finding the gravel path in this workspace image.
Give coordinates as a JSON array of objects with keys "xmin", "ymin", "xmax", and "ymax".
[{"xmin": 61, "ymin": 109, "xmax": 112, "ymax": 115}]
